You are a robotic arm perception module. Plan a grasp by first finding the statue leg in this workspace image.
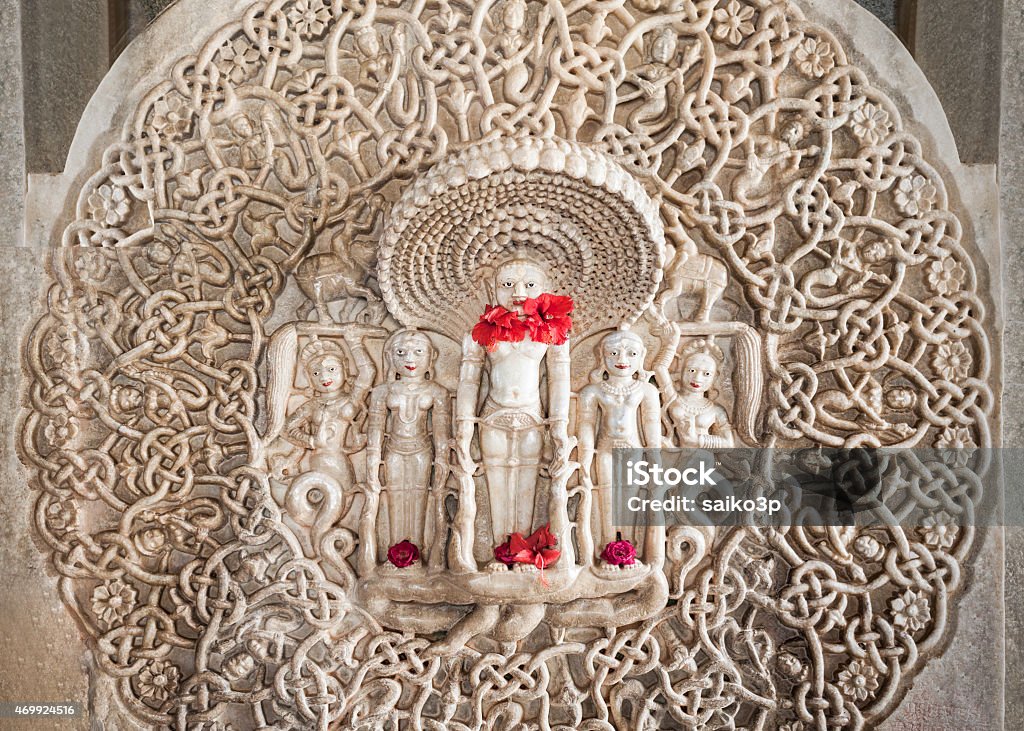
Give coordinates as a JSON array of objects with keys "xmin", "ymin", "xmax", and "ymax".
[
  {"xmin": 514, "ymin": 425, "xmax": 543, "ymax": 536},
  {"xmin": 594, "ymin": 450, "xmax": 615, "ymax": 555},
  {"xmin": 383, "ymin": 449, "xmax": 429, "ymax": 549},
  {"xmin": 481, "ymin": 424, "xmax": 514, "ymax": 547}
]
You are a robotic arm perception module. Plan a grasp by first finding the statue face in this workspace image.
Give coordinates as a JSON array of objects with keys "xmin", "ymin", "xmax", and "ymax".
[
  {"xmin": 390, "ymin": 333, "xmax": 432, "ymax": 378},
  {"xmin": 306, "ymin": 354, "xmax": 344, "ymax": 393},
  {"xmin": 494, "ymin": 260, "xmax": 548, "ymax": 313},
  {"xmin": 652, "ymin": 30, "xmax": 677, "ymax": 64},
  {"xmin": 885, "ymin": 387, "xmax": 915, "ymax": 411},
  {"xmin": 603, "ymin": 335, "xmax": 645, "ymax": 378},
  {"xmin": 357, "ymin": 29, "xmax": 380, "ymax": 56},
  {"xmin": 682, "ymin": 353, "xmax": 717, "ymax": 394}
]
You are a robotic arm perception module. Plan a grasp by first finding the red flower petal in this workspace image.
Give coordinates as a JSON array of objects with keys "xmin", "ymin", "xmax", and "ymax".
[
  {"xmin": 534, "ymin": 548, "xmax": 561, "ymax": 569},
  {"xmin": 527, "ymin": 524, "xmax": 558, "ymax": 551}
]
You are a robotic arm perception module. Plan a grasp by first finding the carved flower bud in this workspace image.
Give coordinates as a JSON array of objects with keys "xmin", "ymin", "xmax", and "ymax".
[
  {"xmin": 854, "ymin": 535, "xmax": 885, "ymax": 561},
  {"xmin": 776, "ymin": 652, "xmax": 807, "ymax": 680},
  {"xmin": 222, "ymin": 651, "xmax": 256, "ymax": 682},
  {"xmin": 136, "ymin": 526, "xmax": 167, "ymax": 555}
]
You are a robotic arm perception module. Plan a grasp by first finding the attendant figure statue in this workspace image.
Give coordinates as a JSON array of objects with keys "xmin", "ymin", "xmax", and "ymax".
[
  {"xmin": 455, "ymin": 257, "xmax": 572, "ymax": 567},
  {"xmin": 656, "ymin": 336, "xmax": 736, "ymax": 449},
  {"xmin": 262, "ymin": 325, "xmax": 377, "ymax": 548},
  {"xmin": 577, "ymin": 330, "xmax": 662, "ymax": 563},
  {"xmin": 366, "ymin": 330, "xmax": 451, "ymax": 566}
]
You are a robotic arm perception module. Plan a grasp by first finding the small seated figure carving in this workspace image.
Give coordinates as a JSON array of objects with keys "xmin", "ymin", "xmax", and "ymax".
[
  {"xmin": 659, "ymin": 339, "xmax": 736, "ymax": 449},
  {"xmin": 577, "ymin": 330, "xmax": 662, "ymax": 567},
  {"xmin": 366, "ymin": 330, "xmax": 451, "ymax": 566}
]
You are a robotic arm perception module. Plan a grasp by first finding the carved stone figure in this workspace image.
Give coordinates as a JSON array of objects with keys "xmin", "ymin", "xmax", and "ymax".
[
  {"xmin": 455, "ymin": 258, "xmax": 572, "ymax": 561},
  {"xmin": 656, "ymin": 329, "xmax": 736, "ymax": 449},
  {"xmin": 365, "ymin": 329, "xmax": 451, "ymax": 565},
  {"xmin": 577, "ymin": 329, "xmax": 662, "ymax": 562},
  {"xmin": 263, "ymin": 324, "xmax": 378, "ymax": 547}
]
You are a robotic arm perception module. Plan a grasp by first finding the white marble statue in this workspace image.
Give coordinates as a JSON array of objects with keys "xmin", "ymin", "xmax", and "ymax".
[
  {"xmin": 577, "ymin": 330, "xmax": 663, "ymax": 562},
  {"xmin": 455, "ymin": 258, "xmax": 572, "ymax": 562},
  {"xmin": 655, "ymin": 331, "xmax": 736, "ymax": 449},
  {"xmin": 366, "ymin": 329, "xmax": 451, "ymax": 563}
]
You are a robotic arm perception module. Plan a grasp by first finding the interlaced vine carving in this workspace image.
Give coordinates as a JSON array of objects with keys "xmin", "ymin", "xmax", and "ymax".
[{"xmin": 21, "ymin": 0, "xmax": 992, "ymax": 728}]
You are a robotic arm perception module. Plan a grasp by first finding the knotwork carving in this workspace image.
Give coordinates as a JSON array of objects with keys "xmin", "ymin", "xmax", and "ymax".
[{"xmin": 21, "ymin": 0, "xmax": 994, "ymax": 728}]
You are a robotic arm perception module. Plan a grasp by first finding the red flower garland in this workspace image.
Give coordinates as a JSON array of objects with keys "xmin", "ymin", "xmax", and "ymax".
[
  {"xmin": 472, "ymin": 295, "xmax": 574, "ymax": 351},
  {"xmin": 523, "ymin": 293, "xmax": 574, "ymax": 345},
  {"xmin": 494, "ymin": 524, "xmax": 561, "ymax": 570}
]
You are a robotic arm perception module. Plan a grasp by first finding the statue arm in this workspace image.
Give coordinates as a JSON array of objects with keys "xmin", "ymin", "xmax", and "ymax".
[
  {"xmin": 431, "ymin": 387, "xmax": 452, "ymax": 489},
  {"xmin": 577, "ymin": 387, "xmax": 598, "ymax": 478},
  {"xmin": 455, "ymin": 335, "xmax": 483, "ymax": 458},
  {"xmin": 348, "ymin": 338, "xmax": 377, "ymax": 401},
  {"xmin": 653, "ymin": 323, "xmax": 681, "ymax": 407},
  {"xmin": 641, "ymin": 384, "xmax": 663, "ymax": 449},
  {"xmin": 283, "ymin": 403, "xmax": 314, "ymax": 449},
  {"xmin": 699, "ymin": 407, "xmax": 735, "ymax": 449},
  {"xmin": 365, "ymin": 387, "xmax": 387, "ymax": 489},
  {"xmin": 547, "ymin": 341, "xmax": 571, "ymax": 428}
]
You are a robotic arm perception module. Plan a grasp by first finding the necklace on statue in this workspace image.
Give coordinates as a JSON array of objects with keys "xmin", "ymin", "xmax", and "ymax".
[
  {"xmin": 600, "ymin": 379, "xmax": 641, "ymax": 404},
  {"xmin": 676, "ymin": 397, "xmax": 712, "ymax": 417}
]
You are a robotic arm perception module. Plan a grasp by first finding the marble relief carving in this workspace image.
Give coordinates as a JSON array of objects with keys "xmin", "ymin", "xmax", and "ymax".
[{"xmin": 20, "ymin": 0, "xmax": 994, "ymax": 729}]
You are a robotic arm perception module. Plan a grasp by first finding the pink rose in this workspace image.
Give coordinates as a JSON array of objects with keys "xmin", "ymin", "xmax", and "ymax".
[
  {"xmin": 387, "ymin": 540, "xmax": 420, "ymax": 568},
  {"xmin": 601, "ymin": 539, "xmax": 637, "ymax": 566}
]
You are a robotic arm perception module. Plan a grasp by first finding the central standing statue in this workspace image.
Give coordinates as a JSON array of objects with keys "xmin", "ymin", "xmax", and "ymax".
[{"xmin": 455, "ymin": 257, "xmax": 572, "ymax": 566}]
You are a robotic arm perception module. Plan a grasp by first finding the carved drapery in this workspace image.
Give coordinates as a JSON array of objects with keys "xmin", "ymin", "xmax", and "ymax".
[{"xmin": 21, "ymin": 0, "xmax": 993, "ymax": 728}]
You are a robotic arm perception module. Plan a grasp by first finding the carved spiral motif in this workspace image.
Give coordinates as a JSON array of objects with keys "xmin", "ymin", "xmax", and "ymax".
[{"xmin": 20, "ymin": 0, "xmax": 993, "ymax": 729}]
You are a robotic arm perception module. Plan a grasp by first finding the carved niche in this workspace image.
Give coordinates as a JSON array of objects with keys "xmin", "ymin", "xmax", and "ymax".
[{"xmin": 21, "ymin": 0, "xmax": 994, "ymax": 729}]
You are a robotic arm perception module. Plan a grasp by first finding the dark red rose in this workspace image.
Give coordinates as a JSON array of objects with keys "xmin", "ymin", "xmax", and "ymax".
[
  {"xmin": 522, "ymin": 294, "xmax": 574, "ymax": 346},
  {"xmin": 387, "ymin": 540, "xmax": 420, "ymax": 568},
  {"xmin": 600, "ymin": 539, "xmax": 637, "ymax": 566},
  {"xmin": 472, "ymin": 304, "xmax": 529, "ymax": 351}
]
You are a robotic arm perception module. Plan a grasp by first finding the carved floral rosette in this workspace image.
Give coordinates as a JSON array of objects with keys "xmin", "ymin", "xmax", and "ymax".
[{"xmin": 20, "ymin": 0, "xmax": 994, "ymax": 729}]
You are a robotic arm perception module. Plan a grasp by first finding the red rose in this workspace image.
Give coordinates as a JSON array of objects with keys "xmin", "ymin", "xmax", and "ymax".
[
  {"xmin": 387, "ymin": 540, "xmax": 420, "ymax": 568},
  {"xmin": 600, "ymin": 539, "xmax": 637, "ymax": 566},
  {"xmin": 472, "ymin": 304, "xmax": 529, "ymax": 351},
  {"xmin": 523, "ymin": 294, "xmax": 574, "ymax": 346}
]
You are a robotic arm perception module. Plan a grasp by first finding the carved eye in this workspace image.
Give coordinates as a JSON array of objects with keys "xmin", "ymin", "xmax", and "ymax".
[
  {"xmin": 527, "ymin": 281, "xmax": 536, "ymax": 288},
  {"xmin": 503, "ymin": 281, "xmax": 513, "ymax": 288}
]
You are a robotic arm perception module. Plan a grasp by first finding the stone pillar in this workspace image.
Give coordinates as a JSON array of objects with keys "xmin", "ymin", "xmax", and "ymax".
[
  {"xmin": 1001, "ymin": 1, "xmax": 1024, "ymax": 728},
  {"xmin": 911, "ymin": 0, "xmax": 1003, "ymax": 164},
  {"xmin": 19, "ymin": 0, "xmax": 109, "ymax": 173}
]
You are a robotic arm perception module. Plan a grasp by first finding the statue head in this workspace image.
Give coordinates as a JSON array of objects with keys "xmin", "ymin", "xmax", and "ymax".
[
  {"xmin": 680, "ymin": 340, "xmax": 724, "ymax": 397},
  {"xmin": 229, "ymin": 114, "xmax": 255, "ymax": 138},
  {"xmin": 492, "ymin": 257, "xmax": 549, "ymax": 314},
  {"xmin": 301, "ymin": 340, "xmax": 346, "ymax": 394},
  {"xmin": 355, "ymin": 26, "xmax": 381, "ymax": 56},
  {"xmin": 651, "ymin": 27, "xmax": 678, "ymax": 64},
  {"xmin": 884, "ymin": 386, "xmax": 917, "ymax": 411},
  {"xmin": 501, "ymin": 0, "xmax": 527, "ymax": 30},
  {"xmin": 384, "ymin": 329, "xmax": 436, "ymax": 381},
  {"xmin": 600, "ymin": 330, "xmax": 648, "ymax": 380}
]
